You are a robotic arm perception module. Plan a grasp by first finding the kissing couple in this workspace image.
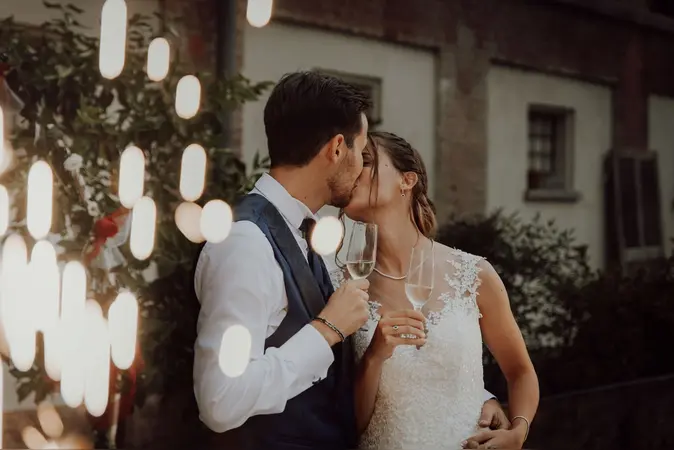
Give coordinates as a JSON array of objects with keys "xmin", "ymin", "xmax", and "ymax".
[{"xmin": 193, "ymin": 71, "xmax": 539, "ymax": 450}]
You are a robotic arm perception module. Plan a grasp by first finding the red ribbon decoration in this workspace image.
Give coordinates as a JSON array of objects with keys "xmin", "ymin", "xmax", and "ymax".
[{"xmin": 85, "ymin": 207, "xmax": 129, "ymax": 264}]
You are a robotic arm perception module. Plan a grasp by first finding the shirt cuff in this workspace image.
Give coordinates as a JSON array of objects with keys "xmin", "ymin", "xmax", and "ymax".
[
  {"xmin": 483, "ymin": 390, "xmax": 497, "ymax": 403},
  {"xmin": 277, "ymin": 323, "xmax": 335, "ymax": 383}
]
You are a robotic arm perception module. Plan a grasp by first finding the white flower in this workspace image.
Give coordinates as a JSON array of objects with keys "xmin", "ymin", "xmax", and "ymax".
[
  {"xmin": 63, "ymin": 153, "xmax": 83, "ymax": 172},
  {"xmin": 87, "ymin": 201, "xmax": 101, "ymax": 216}
]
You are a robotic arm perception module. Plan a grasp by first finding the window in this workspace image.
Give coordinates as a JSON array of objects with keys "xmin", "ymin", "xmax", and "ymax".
[
  {"xmin": 314, "ymin": 69, "xmax": 382, "ymax": 128},
  {"xmin": 604, "ymin": 150, "xmax": 664, "ymax": 271},
  {"xmin": 525, "ymin": 105, "xmax": 579, "ymax": 202}
]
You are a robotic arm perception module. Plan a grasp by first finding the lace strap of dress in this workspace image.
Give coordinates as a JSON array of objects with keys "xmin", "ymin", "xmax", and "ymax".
[{"xmin": 445, "ymin": 249, "xmax": 485, "ymax": 318}]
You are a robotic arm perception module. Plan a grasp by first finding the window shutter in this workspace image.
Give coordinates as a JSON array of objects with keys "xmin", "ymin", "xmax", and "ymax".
[{"xmin": 604, "ymin": 150, "xmax": 664, "ymax": 269}]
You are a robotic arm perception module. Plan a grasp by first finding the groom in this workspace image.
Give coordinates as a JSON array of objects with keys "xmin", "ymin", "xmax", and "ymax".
[{"xmin": 193, "ymin": 71, "xmax": 507, "ymax": 450}]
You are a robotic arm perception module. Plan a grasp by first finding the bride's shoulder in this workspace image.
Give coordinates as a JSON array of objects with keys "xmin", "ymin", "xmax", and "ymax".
[{"xmin": 433, "ymin": 242, "xmax": 486, "ymax": 266}]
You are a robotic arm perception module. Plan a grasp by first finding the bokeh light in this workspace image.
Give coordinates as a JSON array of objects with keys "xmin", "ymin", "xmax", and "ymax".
[
  {"xmin": 310, "ymin": 216, "xmax": 344, "ymax": 256},
  {"xmin": 218, "ymin": 324, "xmax": 252, "ymax": 378},
  {"xmin": 200, "ymin": 200, "xmax": 233, "ymax": 244},
  {"xmin": 175, "ymin": 201, "xmax": 205, "ymax": 243},
  {"xmin": 147, "ymin": 37, "xmax": 170, "ymax": 82},
  {"xmin": 99, "ymin": 0, "xmax": 127, "ymax": 79}
]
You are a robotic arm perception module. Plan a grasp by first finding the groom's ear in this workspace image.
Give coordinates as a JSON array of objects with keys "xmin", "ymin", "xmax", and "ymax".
[{"xmin": 324, "ymin": 134, "xmax": 345, "ymax": 164}]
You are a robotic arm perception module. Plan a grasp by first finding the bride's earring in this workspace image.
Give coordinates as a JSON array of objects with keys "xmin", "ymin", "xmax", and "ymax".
[{"xmin": 401, "ymin": 189, "xmax": 406, "ymax": 197}]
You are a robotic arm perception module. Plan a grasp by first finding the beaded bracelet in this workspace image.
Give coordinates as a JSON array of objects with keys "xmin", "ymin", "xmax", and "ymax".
[{"xmin": 313, "ymin": 317, "xmax": 345, "ymax": 342}]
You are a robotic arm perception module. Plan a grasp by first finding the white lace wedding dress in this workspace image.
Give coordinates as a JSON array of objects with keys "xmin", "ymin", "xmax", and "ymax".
[{"xmin": 330, "ymin": 249, "xmax": 486, "ymax": 450}]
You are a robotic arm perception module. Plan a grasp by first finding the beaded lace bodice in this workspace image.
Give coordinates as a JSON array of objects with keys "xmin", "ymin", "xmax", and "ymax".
[{"xmin": 329, "ymin": 249, "xmax": 486, "ymax": 450}]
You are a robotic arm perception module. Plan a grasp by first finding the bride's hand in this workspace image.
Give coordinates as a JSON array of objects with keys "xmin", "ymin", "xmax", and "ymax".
[
  {"xmin": 461, "ymin": 428, "xmax": 526, "ymax": 449},
  {"xmin": 365, "ymin": 310, "xmax": 426, "ymax": 362}
]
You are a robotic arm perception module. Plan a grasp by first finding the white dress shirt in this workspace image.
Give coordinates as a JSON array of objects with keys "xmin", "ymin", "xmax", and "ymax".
[{"xmin": 193, "ymin": 173, "xmax": 334, "ymax": 433}]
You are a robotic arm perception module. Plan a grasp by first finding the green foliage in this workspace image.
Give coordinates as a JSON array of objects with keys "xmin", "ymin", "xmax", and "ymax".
[
  {"xmin": 0, "ymin": 2, "xmax": 271, "ymax": 405},
  {"xmin": 436, "ymin": 211, "xmax": 595, "ymax": 351},
  {"xmin": 537, "ymin": 255, "xmax": 674, "ymax": 394},
  {"xmin": 437, "ymin": 212, "xmax": 674, "ymax": 397}
]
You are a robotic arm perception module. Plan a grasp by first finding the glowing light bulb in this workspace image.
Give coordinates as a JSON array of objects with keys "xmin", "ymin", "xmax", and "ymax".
[
  {"xmin": 247, "ymin": 0, "xmax": 273, "ymax": 27},
  {"xmin": 118, "ymin": 145, "xmax": 145, "ymax": 208},
  {"xmin": 37, "ymin": 401, "xmax": 64, "ymax": 439},
  {"xmin": 21, "ymin": 426, "xmax": 48, "ymax": 450},
  {"xmin": 1, "ymin": 234, "xmax": 34, "ymax": 371},
  {"xmin": 0, "ymin": 184, "xmax": 9, "ymax": 236},
  {"xmin": 200, "ymin": 200, "xmax": 233, "ymax": 244},
  {"xmin": 26, "ymin": 161, "xmax": 53, "ymax": 239},
  {"xmin": 147, "ymin": 37, "xmax": 170, "ymax": 82},
  {"xmin": 174, "ymin": 201, "xmax": 204, "ymax": 243},
  {"xmin": 179, "ymin": 144, "xmax": 207, "ymax": 202},
  {"xmin": 129, "ymin": 196, "xmax": 156, "ymax": 260},
  {"xmin": 30, "ymin": 240, "xmax": 60, "ymax": 332},
  {"xmin": 175, "ymin": 75, "xmax": 201, "ymax": 119},
  {"xmin": 108, "ymin": 291, "xmax": 138, "ymax": 370},
  {"xmin": 29, "ymin": 240, "xmax": 61, "ymax": 380},
  {"xmin": 218, "ymin": 324, "xmax": 252, "ymax": 378},
  {"xmin": 83, "ymin": 300, "xmax": 110, "ymax": 417},
  {"xmin": 311, "ymin": 216, "xmax": 344, "ymax": 255},
  {"xmin": 99, "ymin": 0, "xmax": 128, "ymax": 79},
  {"xmin": 60, "ymin": 261, "xmax": 87, "ymax": 408}
]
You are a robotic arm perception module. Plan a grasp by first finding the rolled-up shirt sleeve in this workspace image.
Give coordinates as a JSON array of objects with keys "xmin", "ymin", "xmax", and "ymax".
[
  {"xmin": 483, "ymin": 389, "xmax": 496, "ymax": 402},
  {"xmin": 193, "ymin": 221, "xmax": 335, "ymax": 433}
]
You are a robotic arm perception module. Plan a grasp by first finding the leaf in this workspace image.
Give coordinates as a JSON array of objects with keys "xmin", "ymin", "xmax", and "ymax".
[
  {"xmin": 43, "ymin": 0, "xmax": 63, "ymax": 9},
  {"xmin": 17, "ymin": 382, "xmax": 34, "ymax": 402},
  {"xmin": 65, "ymin": 3, "xmax": 84, "ymax": 14}
]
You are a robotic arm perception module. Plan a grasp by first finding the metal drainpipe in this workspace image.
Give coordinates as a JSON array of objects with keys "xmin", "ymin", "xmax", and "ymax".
[{"xmin": 215, "ymin": 0, "xmax": 238, "ymax": 149}]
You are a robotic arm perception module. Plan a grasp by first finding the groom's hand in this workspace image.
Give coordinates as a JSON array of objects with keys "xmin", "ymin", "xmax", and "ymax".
[
  {"xmin": 478, "ymin": 399, "xmax": 510, "ymax": 430},
  {"xmin": 313, "ymin": 279, "xmax": 370, "ymax": 346}
]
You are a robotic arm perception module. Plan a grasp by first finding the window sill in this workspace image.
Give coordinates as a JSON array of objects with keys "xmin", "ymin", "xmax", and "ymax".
[{"xmin": 524, "ymin": 189, "xmax": 581, "ymax": 203}]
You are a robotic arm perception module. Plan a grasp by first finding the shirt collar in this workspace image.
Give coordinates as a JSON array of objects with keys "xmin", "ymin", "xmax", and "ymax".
[{"xmin": 251, "ymin": 173, "xmax": 316, "ymax": 230}]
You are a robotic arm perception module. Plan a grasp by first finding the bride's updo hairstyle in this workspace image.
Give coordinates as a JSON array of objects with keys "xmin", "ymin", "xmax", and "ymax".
[{"xmin": 367, "ymin": 131, "xmax": 437, "ymax": 238}]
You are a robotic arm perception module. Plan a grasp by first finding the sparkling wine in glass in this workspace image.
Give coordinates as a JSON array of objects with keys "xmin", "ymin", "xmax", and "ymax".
[
  {"xmin": 345, "ymin": 222, "xmax": 378, "ymax": 281},
  {"xmin": 345, "ymin": 222, "xmax": 377, "ymax": 331},
  {"xmin": 404, "ymin": 244, "xmax": 435, "ymax": 312}
]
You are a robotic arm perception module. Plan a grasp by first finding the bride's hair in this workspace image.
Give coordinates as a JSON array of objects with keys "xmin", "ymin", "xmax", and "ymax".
[{"xmin": 366, "ymin": 131, "xmax": 437, "ymax": 238}]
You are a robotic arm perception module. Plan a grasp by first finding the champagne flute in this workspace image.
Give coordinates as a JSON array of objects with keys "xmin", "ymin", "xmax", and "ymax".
[
  {"xmin": 345, "ymin": 221, "xmax": 377, "ymax": 331},
  {"xmin": 345, "ymin": 222, "xmax": 377, "ymax": 281},
  {"xmin": 405, "ymin": 243, "xmax": 435, "ymax": 312}
]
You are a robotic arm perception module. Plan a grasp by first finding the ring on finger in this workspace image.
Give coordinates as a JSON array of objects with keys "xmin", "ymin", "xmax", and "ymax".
[{"xmin": 392, "ymin": 325, "xmax": 399, "ymax": 331}]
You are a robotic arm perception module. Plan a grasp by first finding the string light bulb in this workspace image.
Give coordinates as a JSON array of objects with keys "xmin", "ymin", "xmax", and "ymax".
[
  {"xmin": 147, "ymin": 37, "xmax": 170, "ymax": 82},
  {"xmin": 247, "ymin": 0, "xmax": 273, "ymax": 27},
  {"xmin": 129, "ymin": 196, "xmax": 156, "ymax": 260},
  {"xmin": 179, "ymin": 144, "xmax": 207, "ymax": 201},
  {"xmin": 99, "ymin": 0, "xmax": 128, "ymax": 79},
  {"xmin": 108, "ymin": 291, "xmax": 138, "ymax": 370},
  {"xmin": 26, "ymin": 161, "xmax": 53, "ymax": 240},
  {"xmin": 118, "ymin": 145, "xmax": 145, "ymax": 208},
  {"xmin": 175, "ymin": 75, "xmax": 201, "ymax": 119}
]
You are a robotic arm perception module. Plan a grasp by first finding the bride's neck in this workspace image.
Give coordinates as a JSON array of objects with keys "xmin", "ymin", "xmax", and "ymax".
[{"xmin": 374, "ymin": 212, "xmax": 420, "ymax": 277}]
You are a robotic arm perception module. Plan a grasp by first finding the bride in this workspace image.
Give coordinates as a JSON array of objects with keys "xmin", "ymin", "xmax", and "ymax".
[{"xmin": 330, "ymin": 131, "xmax": 539, "ymax": 450}]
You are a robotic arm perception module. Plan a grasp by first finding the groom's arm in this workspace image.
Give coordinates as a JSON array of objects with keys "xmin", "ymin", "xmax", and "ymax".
[{"xmin": 193, "ymin": 222, "xmax": 335, "ymax": 433}]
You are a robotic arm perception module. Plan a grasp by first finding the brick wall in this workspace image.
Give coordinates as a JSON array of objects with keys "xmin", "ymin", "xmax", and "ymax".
[{"xmin": 170, "ymin": 0, "xmax": 674, "ymax": 217}]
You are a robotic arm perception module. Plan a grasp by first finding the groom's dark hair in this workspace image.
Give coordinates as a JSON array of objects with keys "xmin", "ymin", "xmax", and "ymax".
[{"xmin": 264, "ymin": 71, "xmax": 372, "ymax": 168}]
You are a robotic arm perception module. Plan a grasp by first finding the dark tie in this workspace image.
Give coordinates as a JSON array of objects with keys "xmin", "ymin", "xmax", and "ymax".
[{"xmin": 300, "ymin": 218, "xmax": 335, "ymax": 300}]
